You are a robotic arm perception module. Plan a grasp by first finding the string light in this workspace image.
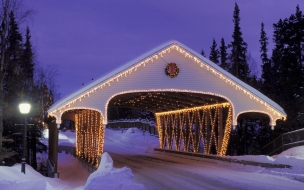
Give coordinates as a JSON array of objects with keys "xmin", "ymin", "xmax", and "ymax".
[
  {"xmin": 97, "ymin": 112, "xmax": 104, "ymax": 165},
  {"xmin": 197, "ymin": 108, "xmax": 206, "ymax": 152},
  {"xmin": 208, "ymin": 107, "xmax": 218, "ymax": 154},
  {"xmin": 156, "ymin": 103, "xmax": 232, "ymax": 155},
  {"xmin": 104, "ymin": 89, "xmax": 235, "ymax": 124},
  {"xmin": 75, "ymin": 114, "xmax": 79, "ymax": 156},
  {"xmin": 219, "ymin": 106, "xmax": 232, "ymax": 156},
  {"xmin": 235, "ymin": 110, "xmax": 275, "ymax": 126},
  {"xmin": 155, "ymin": 102, "xmax": 230, "ymax": 116},
  {"xmin": 74, "ymin": 109, "xmax": 104, "ymax": 166}
]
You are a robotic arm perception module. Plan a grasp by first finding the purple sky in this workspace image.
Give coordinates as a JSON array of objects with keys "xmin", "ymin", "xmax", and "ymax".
[{"xmin": 25, "ymin": 0, "xmax": 304, "ymax": 99}]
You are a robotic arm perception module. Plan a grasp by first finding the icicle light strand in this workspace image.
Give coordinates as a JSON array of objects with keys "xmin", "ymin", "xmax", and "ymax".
[{"xmin": 49, "ymin": 43, "xmax": 286, "ymax": 123}]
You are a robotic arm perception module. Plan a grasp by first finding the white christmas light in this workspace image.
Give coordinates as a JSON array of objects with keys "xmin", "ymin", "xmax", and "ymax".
[{"xmin": 49, "ymin": 43, "xmax": 286, "ymax": 126}]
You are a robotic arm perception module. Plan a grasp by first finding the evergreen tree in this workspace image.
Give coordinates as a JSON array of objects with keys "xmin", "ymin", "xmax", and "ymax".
[
  {"xmin": 260, "ymin": 23, "xmax": 270, "ymax": 70},
  {"xmin": 209, "ymin": 38, "xmax": 220, "ymax": 65},
  {"xmin": 0, "ymin": 0, "xmax": 33, "ymax": 161},
  {"xmin": 2, "ymin": 12, "xmax": 35, "ymax": 166},
  {"xmin": 271, "ymin": 5, "xmax": 304, "ymax": 121},
  {"xmin": 259, "ymin": 22, "xmax": 275, "ymax": 97},
  {"xmin": 21, "ymin": 27, "xmax": 34, "ymax": 84},
  {"xmin": 246, "ymin": 52, "xmax": 261, "ymax": 90},
  {"xmin": 28, "ymin": 83, "xmax": 51, "ymax": 169},
  {"xmin": 271, "ymin": 19, "xmax": 285, "ymax": 101},
  {"xmin": 5, "ymin": 11, "xmax": 24, "ymax": 106},
  {"xmin": 228, "ymin": 4, "xmax": 264, "ymax": 155},
  {"xmin": 219, "ymin": 38, "xmax": 229, "ymax": 71},
  {"xmin": 201, "ymin": 49, "xmax": 206, "ymax": 57},
  {"xmin": 2, "ymin": 11, "xmax": 24, "ymax": 163},
  {"xmin": 22, "ymin": 27, "xmax": 48, "ymax": 169},
  {"xmin": 0, "ymin": 2, "xmax": 54, "ymax": 168},
  {"xmin": 229, "ymin": 3, "xmax": 249, "ymax": 82}
]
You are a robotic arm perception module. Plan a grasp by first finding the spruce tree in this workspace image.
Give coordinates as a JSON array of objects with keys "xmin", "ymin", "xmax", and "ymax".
[
  {"xmin": 2, "ymin": 11, "xmax": 27, "ymax": 165},
  {"xmin": 6, "ymin": 11, "xmax": 25, "ymax": 111},
  {"xmin": 22, "ymin": 27, "xmax": 46, "ymax": 169},
  {"xmin": 0, "ymin": 2, "xmax": 55, "ymax": 168},
  {"xmin": 259, "ymin": 22, "xmax": 273, "ymax": 96},
  {"xmin": 260, "ymin": 23, "xmax": 270, "ymax": 68},
  {"xmin": 21, "ymin": 27, "xmax": 34, "ymax": 84},
  {"xmin": 0, "ymin": 0, "xmax": 33, "ymax": 160},
  {"xmin": 229, "ymin": 3, "xmax": 249, "ymax": 82},
  {"xmin": 201, "ymin": 49, "xmax": 206, "ymax": 57},
  {"xmin": 271, "ymin": 5, "xmax": 304, "ymax": 128},
  {"xmin": 219, "ymin": 38, "xmax": 229, "ymax": 71},
  {"xmin": 228, "ymin": 3, "xmax": 259, "ymax": 155},
  {"xmin": 29, "ymin": 83, "xmax": 51, "ymax": 169},
  {"xmin": 209, "ymin": 38, "xmax": 220, "ymax": 65}
]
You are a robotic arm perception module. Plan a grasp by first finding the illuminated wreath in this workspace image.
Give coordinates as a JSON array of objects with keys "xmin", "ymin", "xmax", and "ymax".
[{"xmin": 165, "ymin": 62, "xmax": 179, "ymax": 78}]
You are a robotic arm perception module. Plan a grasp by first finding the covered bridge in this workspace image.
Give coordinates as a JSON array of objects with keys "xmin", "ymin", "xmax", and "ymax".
[{"xmin": 46, "ymin": 41, "xmax": 286, "ymax": 177}]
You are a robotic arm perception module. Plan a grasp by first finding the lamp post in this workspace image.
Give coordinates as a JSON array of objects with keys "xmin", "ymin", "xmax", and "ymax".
[{"xmin": 19, "ymin": 102, "xmax": 31, "ymax": 174}]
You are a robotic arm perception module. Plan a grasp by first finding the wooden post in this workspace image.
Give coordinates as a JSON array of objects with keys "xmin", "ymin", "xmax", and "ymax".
[
  {"xmin": 218, "ymin": 107, "xmax": 223, "ymax": 153},
  {"xmin": 185, "ymin": 113, "xmax": 189, "ymax": 151},
  {"xmin": 53, "ymin": 124, "xmax": 60, "ymax": 178},
  {"xmin": 195, "ymin": 111, "xmax": 199, "ymax": 152},
  {"xmin": 206, "ymin": 109, "xmax": 210, "ymax": 154},
  {"xmin": 176, "ymin": 113, "xmax": 180, "ymax": 150},
  {"xmin": 169, "ymin": 115, "xmax": 172, "ymax": 149},
  {"xmin": 47, "ymin": 118, "xmax": 60, "ymax": 178}
]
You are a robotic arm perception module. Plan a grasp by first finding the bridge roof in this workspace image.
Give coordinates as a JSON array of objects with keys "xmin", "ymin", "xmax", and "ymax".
[{"xmin": 48, "ymin": 40, "xmax": 286, "ymax": 120}]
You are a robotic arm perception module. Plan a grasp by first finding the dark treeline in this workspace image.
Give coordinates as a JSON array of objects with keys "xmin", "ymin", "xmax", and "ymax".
[
  {"xmin": 107, "ymin": 107, "xmax": 155, "ymax": 123},
  {"xmin": 0, "ymin": 0, "xmax": 59, "ymax": 170},
  {"xmin": 207, "ymin": 3, "xmax": 304, "ymax": 155}
]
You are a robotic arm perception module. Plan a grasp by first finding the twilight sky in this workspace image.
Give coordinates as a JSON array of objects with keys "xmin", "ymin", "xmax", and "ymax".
[{"xmin": 24, "ymin": 0, "xmax": 304, "ymax": 99}]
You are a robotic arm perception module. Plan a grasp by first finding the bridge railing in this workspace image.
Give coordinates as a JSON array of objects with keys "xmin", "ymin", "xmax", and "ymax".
[
  {"xmin": 258, "ymin": 128, "xmax": 304, "ymax": 156},
  {"xmin": 58, "ymin": 145, "xmax": 97, "ymax": 173},
  {"xmin": 106, "ymin": 120, "xmax": 158, "ymax": 136},
  {"xmin": 282, "ymin": 128, "xmax": 304, "ymax": 151},
  {"xmin": 77, "ymin": 157, "xmax": 97, "ymax": 173},
  {"xmin": 47, "ymin": 157, "xmax": 56, "ymax": 177},
  {"xmin": 155, "ymin": 148, "xmax": 292, "ymax": 169}
]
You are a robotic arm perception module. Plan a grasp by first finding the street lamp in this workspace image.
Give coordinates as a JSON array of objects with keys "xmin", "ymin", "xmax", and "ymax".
[{"xmin": 19, "ymin": 102, "xmax": 31, "ymax": 174}]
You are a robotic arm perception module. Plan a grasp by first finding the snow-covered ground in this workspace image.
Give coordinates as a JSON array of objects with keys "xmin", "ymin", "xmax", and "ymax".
[{"xmin": 1, "ymin": 127, "xmax": 304, "ymax": 189}]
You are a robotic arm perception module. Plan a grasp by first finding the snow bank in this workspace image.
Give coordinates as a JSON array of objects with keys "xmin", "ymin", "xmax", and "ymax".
[
  {"xmin": 0, "ymin": 164, "xmax": 58, "ymax": 190},
  {"xmin": 0, "ymin": 179, "xmax": 52, "ymax": 190},
  {"xmin": 227, "ymin": 146, "xmax": 304, "ymax": 173},
  {"xmin": 270, "ymin": 146, "xmax": 304, "ymax": 172},
  {"xmin": 228, "ymin": 155, "xmax": 275, "ymax": 163},
  {"xmin": 43, "ymin": 129, "xmax": 76, "ymax": 147},
  {"xmin": 84, "ymin": 152, "xmax": 145, "ymax": 190},
  {"xmin": 105, "ymin": 127, "xmax": 159, "ymax": 153},
  {"xmin": 278, "ymin": 146, "xmax": 304, "ymax": 159},
  {"xmin": 98, "ymin": 152, "xmax": 113, "ymax": 171}
]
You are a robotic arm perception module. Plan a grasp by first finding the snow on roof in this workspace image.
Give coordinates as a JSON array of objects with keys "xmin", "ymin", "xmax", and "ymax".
[{"xmin": 48, "ymin": 40, "xmax": 286, "ymax": 118}]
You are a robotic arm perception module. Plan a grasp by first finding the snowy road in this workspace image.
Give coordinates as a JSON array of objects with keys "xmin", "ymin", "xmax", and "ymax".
[
  {"xmin": 104, "ymin": 135, "xmax": 304, "ymax": 190},
  {"xmin": 2, "ymin": 129, "xmax": 303, "ymax": 190}
]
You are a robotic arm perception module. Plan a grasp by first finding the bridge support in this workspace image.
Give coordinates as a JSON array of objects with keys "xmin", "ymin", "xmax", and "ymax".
[
  {"xmin": 75, "ymin": 110, "xmax": 104, "ymax": 166},
  {"xmin": 47, "ymin": 117, "xmax": 60, "ymax": 178}
]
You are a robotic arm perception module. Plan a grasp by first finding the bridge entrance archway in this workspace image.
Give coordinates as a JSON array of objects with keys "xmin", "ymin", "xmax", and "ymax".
[{"xmin": 108, "ymin": 91, "xmax": 231, "ymax": 155}]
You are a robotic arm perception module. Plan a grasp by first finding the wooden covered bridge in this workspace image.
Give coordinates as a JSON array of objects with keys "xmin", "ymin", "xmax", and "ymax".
[{"xmin": 46, "ymin": 41, "xmax": 286, "ymax": 177}]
